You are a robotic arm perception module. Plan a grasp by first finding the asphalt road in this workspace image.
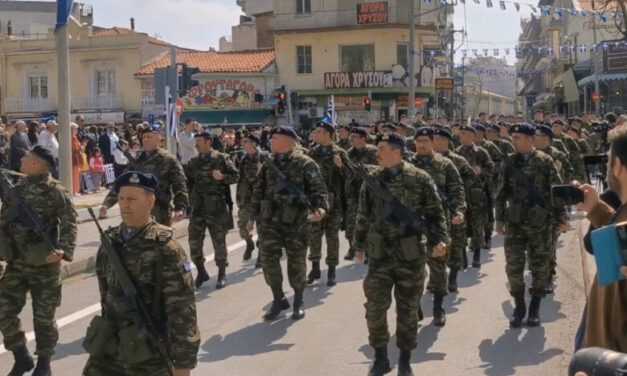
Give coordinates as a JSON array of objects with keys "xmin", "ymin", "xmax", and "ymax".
[{"xmin": 0, "ymin": 221, "xmax": 586, "ymax": 376}]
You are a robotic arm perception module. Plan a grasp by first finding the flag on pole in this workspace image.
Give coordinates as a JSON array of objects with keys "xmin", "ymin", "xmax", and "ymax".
[
  {"xmin": 499, "ymin": 1, "xmax": 506, "ymax": 10},
  {"xmin": 56, "ymin": 0, "xmax": 74, "ymax": 30},
  {"xmin": 322, "ymin": 95, "xmax": 337, "ymax": 126}
]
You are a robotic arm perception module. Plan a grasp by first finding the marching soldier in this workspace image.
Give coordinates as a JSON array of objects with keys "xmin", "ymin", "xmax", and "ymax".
[
  {"xmin": 456, "ymin": 125, "xmax": 494, "ymax": 268},
  {"xmin": 433, "ymin": 128, "xmax": 476, "ymax": 283},
  {"xmin": 0, "ymin": 146, "xmax": 77, "ymax": 376},
  {"xmin": 552, "ymin": 119, "xmax": 585, "ymax": 182},
  {"xmin": 411, "ymin": 127, "xmax": 466, "ymax": 327},
  {"xmin": 486, "ymin": 123, "xmax": 514, "ymax": 156},
  {"xmin": 354, "ymin": 133, "xmax": 448, "ymax": 376},
  {"xmin": 83, "ymin": 171, "xmax": 200, "ymax": 376},
  {"xmin": 337, "ymin": 124, "xmax": 352, "ymax": 151},
  {"xmin": 252, "ymin": 126, "xmax": 328, "ymax": 321},
  {"xmin": 343, "ymin": 127, "xmax": 378, "ymax": 261},
  {"xmin": 307, "ymin": 121, "xmax": 348, "ymax": 286},
  {"xmin": 496, "ymin": 124, "xmax": 567, "ymax": 328},
  {"xmin": 236, "ymin": 134, "xmax": 268, "ymax": 267},
  {"xmin": 99, "ymin": 122, "xmax": 189, "ymax": 226},
  {"xmin": 187, "ymin": 132, "xmax": 239, "ymax": 289}
]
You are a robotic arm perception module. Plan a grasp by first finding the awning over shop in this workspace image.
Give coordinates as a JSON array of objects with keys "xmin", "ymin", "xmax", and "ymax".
[
  {"xmin": 296, "ymin": 87, "xmax": 435, "ymax": 97},
  {"xmin": 182, "ymin": 110, "xmax": 273, "ymax": 126},
  {"xmin": 554, "ymin": 69, "xmax": 579, "ymax": 103},
  {"xmin": 578, "ymin": 73, "xmax": 627, "ymax": 86}
]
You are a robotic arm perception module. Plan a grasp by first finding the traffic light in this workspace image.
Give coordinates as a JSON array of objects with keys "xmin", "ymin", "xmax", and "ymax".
[
  {"xmin": 277, "ymin": 90, "xmax": 287, "ymax": 114},
  {"xmin": 178, "ymin": 64, "xmax": 200, "ymax": 97},
  {"xmin": 363, "ymin": 97, "xmax": 372, "ymax": 111}
]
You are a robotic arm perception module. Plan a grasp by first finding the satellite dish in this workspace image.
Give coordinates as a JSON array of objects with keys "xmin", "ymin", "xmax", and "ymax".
[{"xmin": 392, "ymin": 65, "xmax": 406, "ymax": 80}]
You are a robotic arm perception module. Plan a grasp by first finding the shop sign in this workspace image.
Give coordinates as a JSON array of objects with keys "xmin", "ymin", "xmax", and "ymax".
[
  {"xmin": 356, "ymin": 2, "xmax": 388, "ymax": 25},
  {"xmin": 324, "ymin": 71, "xmax": 393, "ymax": 89},
  {"xmin": 182, "ymin": 79, "xmax": 264, "ymax": 110},
  {"xmin": 435, "ymin": 78, "xmax": 454, "ymax": 90},
  {"xmin": 606, "ymin": 43, "xmax": 627, "ymax": 73}
]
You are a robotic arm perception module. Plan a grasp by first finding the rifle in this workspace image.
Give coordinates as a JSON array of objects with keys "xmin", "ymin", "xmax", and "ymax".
[
  {"xmin": 0, "ymin": 169, "xmax": 58, "ymax": 252},
  {"xmin": 87, "ymin": 208, "xmax": 174, "ymax": 376},
  {"xmin": 265, "ymin": 159, "xmax": 310, "ymax": 208},
  {"xmin": 340, "ymin": 155, "xmax": 425, "ymax": 236}
]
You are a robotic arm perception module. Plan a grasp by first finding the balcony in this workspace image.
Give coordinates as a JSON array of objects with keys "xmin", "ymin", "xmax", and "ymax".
[
  {"xmin": 72, "ymin": 95, "xmax": 122, "ymax": 111},
  {"xmin": 4, "ymin": 97, "xmax": 55, "ymax": 113}
]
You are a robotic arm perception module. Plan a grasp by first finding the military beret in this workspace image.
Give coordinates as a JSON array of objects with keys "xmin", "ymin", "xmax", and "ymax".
[
  {"xmin": 194, "ymin": 131, "xmax": 213, "ymax": 140},
  {"xmin": 315, "ymin": 121, "xmax": 335, "ymax": 134},
  {"xmin": 551, "ymin": 119, "xmax": 566, "ymax": 126},
  {"xmin": 414, "ymin": 127, "xmax": 434, "ymax": 138},
  {"xmin": 486, "ymin": 123, "xmax": 500, "ymax": 132},
  {"xmin": 245, "ymin": 134, "xmax": 260, "ymax": 144},
  {"xmin": 378, "ymin": 133, "xmax": 405, "ymax": 149},
  {"xmin": 459, "ymin": 125, "xmax": 477, "ymax": 134},
  {"xmin": 338, "ymin": 124, "xmax": 350, "ymax": 130},
  {"xmin": 473, "ymin": 123, "xmax": 487, "ymax": 132},
  {"xmin": 351, "ymin": 127, "xmax": 369, "ymax": 138},
  {"xmin": 271, "ymin": 126, "xmax": 299, "ymax": 140},
  {"xmin": 381, "ymin": 122, "xmax": 398, "ymax": 131},
  {"xmin": 510, "ymin": 123, "xmax": 536, "ymax": 136},
  {"xmin": 535, "ymin": 125, "xmax": 554, "ymax": 138},
  {"xmin": 433, "ymin": 127, "xmax": 453, "ymax": 141},
  {"xmin": 30, "ymin": 146, "xmax": 56, "ymax": 170},
  {"xmin": 114, "ymin": 171, "xmax": 159, "ymax": 194},
  {"xmin": 146, "ymin": 121, "xmax": 164, "ymax": 133}
]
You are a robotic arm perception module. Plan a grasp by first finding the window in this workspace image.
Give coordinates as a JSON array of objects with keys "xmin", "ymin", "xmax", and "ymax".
[
  {"xmin": 296, "ymin": 0, "xmax": 311, "ymax": 14},
  {"xmin": 95, "ymin": 70, "xmax": 115, "ymax": 96},
  {"xmin": 340, "ymin": 45, "xmax": 375, "ymax": 72},
  {"xmin": 28, "ymin": 76, "xmax": 48, "ymax": 99},
  {"xmin": 297, "ymin": 46, "xmax": 312, "ymax": 74},
  {"xmin": 397, "ymin": 44, "xmax": 408, "ymax": 70}
]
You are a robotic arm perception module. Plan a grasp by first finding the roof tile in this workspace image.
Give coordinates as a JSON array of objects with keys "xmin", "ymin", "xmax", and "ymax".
[{"xmin": 136, "ymin": 49, "xmax": 275, "ymax": 75}]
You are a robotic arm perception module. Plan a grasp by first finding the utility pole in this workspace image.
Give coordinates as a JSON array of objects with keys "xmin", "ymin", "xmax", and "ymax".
[
  {"xmin": 166, "ymin": 46, "xmax": 178, "ymax": 155},
  {"xmin": 408, "ymin": 0, "xmax": 417, "ymax": 121},
  {"xmin": 592, "ymin": 0, "xmax": 600, "ymax": 115},
  {"xmin": 56, "ymin": 18, "xmax": 72, "ymax": 190}
]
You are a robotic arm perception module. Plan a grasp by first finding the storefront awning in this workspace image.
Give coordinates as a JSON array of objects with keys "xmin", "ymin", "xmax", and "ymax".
[
  {"xmin": 554, "ymin": 69, "xmax": 579, "ymax": 103},
  {"xmin": 182, "ymin": 110, "xmax": 274, "ymax": 126},
  {"xmin": 296, "ymin": 87, "xmax": 435, "ymax": 96},
  {"xmin": 578, "ymin": 73, "xmax": 627, "ymax": 87}
]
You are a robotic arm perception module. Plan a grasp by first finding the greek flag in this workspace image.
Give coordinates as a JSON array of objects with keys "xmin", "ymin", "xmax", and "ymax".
[
  {"xmin": 322, "ymin": 95, "xmax": 337, "ymax": 126},
  {"xmin": 56, "ymin": 0, "xmax": 74, "ymax": 30}
]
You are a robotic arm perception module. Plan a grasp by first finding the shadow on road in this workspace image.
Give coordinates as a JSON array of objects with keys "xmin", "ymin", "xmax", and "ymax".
[
  {"xmin": 477, "ymin": 323, "xmax": 563, "ymax": 376},
  {"xmin": 51, "ymin": 337, "xmax": 86, "ymax": 362},
  {"xmin": 195, "ymin": 265, "xmax": 260, "ymax": 303},
  {"xmin": 199, "ymin": 319, "xmax": 295, "ymax": 362}
]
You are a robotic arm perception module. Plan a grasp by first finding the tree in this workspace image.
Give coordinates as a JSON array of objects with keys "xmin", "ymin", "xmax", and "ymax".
[{"xmin": 598, "ymin": 0, "xmax": 627, "ymax": 40}]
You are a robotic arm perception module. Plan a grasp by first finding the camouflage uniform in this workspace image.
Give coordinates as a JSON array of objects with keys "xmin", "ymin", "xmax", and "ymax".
[
  {"xmin": 556, "ymin": 134, "xmax": 585, "ymax": 182},
  {"xmin": 187, "ymin": 150, "xmax": 239, "ymax": 268},
  {"xmin": 236, "ymin": 149, "xmax": 268, "ymax": 246},
  {"xmin": 456, "ymin": 144, "xmax": 494, "ymax": 251},
  {"xmin": 496, "ymin": 149, "xmax": 565, "ymax": 298},
  {"xmin": 0, "ymin": 174, "xmax": 77, "ymax": 357},
  {"xmin": 479, "ymin": 139, "xmax": 504, "ymax": 246},
  {"xmin": 438, "ymin": 150, "xmax": 475, "ymax": 272},
  {"xmin": 102, "ymin": 149, "xmax": 189, "ymax": 226},
  {"xmin": 307, "ymin": 144, "xmax": 348, "ymax": 269},
  {"xmin": 83, "ymin": 222, "xmax": 200, "ymax": 376},
  {"xmin": 492, "ymin": 138, "xmax": 515, "ymax": 156},
  {"xmin": 354, "ymin": 161, "xmax": 448, "ymax": 351},
  {"xmin": 344, "ymin": 144, "xmax": 378, "ymax": 251},
  {"xmin": 252, "ymin": 151, "xmax": 328, "ymax": 298},
  {"xmin": 411, "ymin": 153, "xmax": 465, "ymax": 295},
  {"xmin": 337, "ymin": 138, "xmax": 352, "ymax": 151}
]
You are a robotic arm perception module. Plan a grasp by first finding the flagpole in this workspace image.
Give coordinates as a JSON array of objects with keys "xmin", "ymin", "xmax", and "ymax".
[{"xmin": 56, "ymin": 3, "xmax": 72, "ymax": 190}]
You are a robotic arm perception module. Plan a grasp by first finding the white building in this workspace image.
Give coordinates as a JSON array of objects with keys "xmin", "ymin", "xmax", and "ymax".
[{"xmin": 0, "ymin": 1, "xmax": 93, "ymax": 38}]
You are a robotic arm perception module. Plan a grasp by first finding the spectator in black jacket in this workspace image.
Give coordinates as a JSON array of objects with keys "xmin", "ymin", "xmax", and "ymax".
[{"xmin": 9, "ymin": 120, "xmax": 31, "ymax": 171}]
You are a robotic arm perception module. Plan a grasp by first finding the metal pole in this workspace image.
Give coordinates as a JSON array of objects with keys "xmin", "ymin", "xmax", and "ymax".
[
  {"xmin": 287, "ymin": 87, "xmax": 294, "ymax": 125},
  {"xmin": 461, "ymin": 56, "xmax": 465, "ymax": 121},
  {"xmin": 168, "ymin": 46, "xmax": 177, "ymax": 154},
  {"xmin": 56, "ymin": 24, "xmax": 72, "ymax": 190},
  {"xmin": 408, "ymin": 0, "xmax": 417, "ymax": 120},
  {"xmin": 592, "ymin": 0, "xmax": 600, "ymax": 115}
]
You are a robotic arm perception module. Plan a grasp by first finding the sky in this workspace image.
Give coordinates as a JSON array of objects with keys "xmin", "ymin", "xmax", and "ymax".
[{"xmin": 78, "ymin": 0, "xmax": 534, "ymax": 63}]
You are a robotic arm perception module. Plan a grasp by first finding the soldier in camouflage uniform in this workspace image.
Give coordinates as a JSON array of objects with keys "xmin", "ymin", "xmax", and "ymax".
[
  {"xmin": 354, "ymin": 133, "xmax": 448, "ymax": 376},
  {"xmin": 411, "ymin": 127, "xmax": 465, "ymax": 327},
  {"xmin": 0, "ymin": 147, "xmax": 77, "ymax": 376},
  {"xmin": 307, "ymin": 121, "xmax": 349, "ymax": 286},
  {"xmin": 252, "ymin": 126, "xmax": 328, "ymax": 321},
  {"xmin": 433, "ymin": 128, "xmax": 476, "ymax": 278},
  {"xmin": 100, "ymin": 123, "xmax": 188, "ymax": 226},
  {"xmin": 83, "ymin": 171, "xmax": 200, "ymax": 376},
  {"xmin": 343, "ymin": 127, "xmax": 378, "ymax": 261},
  {"xmin": 552, "ymin": 119, "xmax": 585, "ymax": 182},
  {"xmin": 187, "ymin": 132, "xmax": 239, "ymax": 289},
  {"xmin": 337, "ymin": 124, "xmax": 352, "ymax": 151},
  {"xmin": 456, "ymin": 126, "xmax": 494, "ymax": 268},
  {"xmin": 474, "ymin": 124, "xmax": 504, "ymax": 249},
  {"xmin": 496, "ymin": 124, "xmax": 567, "ymax": 329},
  {"xmin": 486, "ymin": 123, "xmax": 514, "ymax": 156},
  {"xmin": 236, "ymin": 134, "xmax": 268, "ymax": 268}
]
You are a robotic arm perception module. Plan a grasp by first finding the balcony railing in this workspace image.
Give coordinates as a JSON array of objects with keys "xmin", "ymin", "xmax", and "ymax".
[
  {"xmin": 4, "ymin": 97, "xmax": 55, "ymax": 113},
  {"xmin": 72, "ymin": 95, "xmax": 122, "ymax": 111}
]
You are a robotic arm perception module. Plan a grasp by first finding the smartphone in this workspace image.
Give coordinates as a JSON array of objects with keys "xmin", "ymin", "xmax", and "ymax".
[{"xmin": 551, "ymin": 185, "xmax": 585, "ymax": 206}]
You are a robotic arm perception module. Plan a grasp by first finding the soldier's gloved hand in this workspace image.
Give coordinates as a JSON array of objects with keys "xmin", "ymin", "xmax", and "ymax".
[
  {"xmin": 355, "ymin": 250, "xmax": 366, "ymax": 264},
  {"xmin": 212, "ymin": 170, "xmax": 225, "ymax": 181},
  {"xmin": 333, "ymin": 154, "xmax": 343, "ymax": 168},
  {"xmin": 432, "ymin": 243, "xmax": 447, "ymax": 258},
  {"xmin": 99, "ymin": 206, "xmax": 108, "ymax": 219},
  {"xmin": 172, "ymin": 210, "xmax": 186, "ymax": 223},
  {"xmin": 46, "ymin": 250, "xmax": 65, "ymax": 264},
  {"xmin": 307, "ymin": 209, "xmax": 326, "ymax": 222},
  {"xmin": 173, "ymin": 369, "xmax": 191, "ymax": 376},
  {"xmin": 451, "ymin": 213, "xmax": 464, "ymax": 225},
  {"xmin": 496, "ymin": 222, "xmax": 505, "ymax": 235}
]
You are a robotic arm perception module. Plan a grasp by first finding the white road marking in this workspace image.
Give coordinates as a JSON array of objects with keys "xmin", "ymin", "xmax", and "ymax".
[{"xmin": 0, "ymin": 236, "xmax": 256, "ymax": 355}]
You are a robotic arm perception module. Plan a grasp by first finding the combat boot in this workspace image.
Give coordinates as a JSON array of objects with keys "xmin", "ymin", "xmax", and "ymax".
[
  {"xmin": 448, "ymin": 269, "xmax": 459, "ymax": 293},
  {"xmin": 263, "ymin": 290, "xmax": 290, "ymax": 321},
  {"xmin": 8, "ymin": 344, "xmax": 34, "ymax": 376},
  {"xmin": 307, "ymin": 261, "xmax": 321, "ymax": 284},
  {"xmin": 32, "ymin": 355, "xmax": 51, "ymax": 376},
  {"xmin": 216, "ymin": 265, "xmax": 227, "ymax": 289},
  {"xmin": 327, "ymin": 265, "xmax": 337, "ymax": 287},
  {"xmin": 344, "ymin": 247, "xmax": 355, "ymax": 261},
  {"xmin": 243, "ymin": 239, "xmax": 255, "ymax": 261},
  {"xmin": 544, "ymin": 275, "xmax": 555, "ymax": 295},
  {"xmin": 472, "ymin": 249, "xmax": 481, "ymax": 268},
  {"xmin": 194, "ymin": 262, "xmax": 210, "ymax": 289},
  {"xmin": 417, "ymin": 303, "xmax": 424, "ymax": 322},
  {"xmin": 433, "ymin": 294, "xmax": 446, "ymax": 327},
  {"xmin": 255, "ymin": 257, "xmax": 262, "ymax": 269},
  {"xmin": 462, "ymin": 249, "xmax": 469, "ymax": 270},
  {"xmin": 526, "ymin": 295, "xmax": 542, "ymax": 327},
  {"xmin": 368, "ymin": 346, "xmax": 391, "ymax": 376},
  {"xmin": 397, "ymin": 350, "xmax": 414, "ymax": 376},
  {"xmin": 292, "ymin": 290, "xmax": 305, "ymax": 320},
  {"xmin": 509, "ymin": 293, "xmax": 526, "ymax": 329}
]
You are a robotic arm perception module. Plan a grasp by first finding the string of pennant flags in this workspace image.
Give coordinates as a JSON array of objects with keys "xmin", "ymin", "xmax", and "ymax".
[
  {"xmin": 465, "ymin": 67, "xmax": 552, "ymax": 78},
  {"xmin": 423, "ymin": 0, "xmax": 619, "ymax": 22},
  {"xmin": 452, "ymin": 39, "xmax": 627, "ymax": 59}
]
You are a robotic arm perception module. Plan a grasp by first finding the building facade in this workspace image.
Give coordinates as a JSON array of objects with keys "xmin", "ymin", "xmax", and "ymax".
[{"xmin": 0, "ymin": 1, "xmax": 93, "ymax": 38}]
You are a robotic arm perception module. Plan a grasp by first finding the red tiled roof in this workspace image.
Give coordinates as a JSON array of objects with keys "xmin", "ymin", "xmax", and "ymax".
[
  {"xmin": 92, "ymin": 27, "xmax": 135, "ymax": 37},
  {"xmin": 135, "ymin": 49, "xmax": 276, "ymax": 76}
]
